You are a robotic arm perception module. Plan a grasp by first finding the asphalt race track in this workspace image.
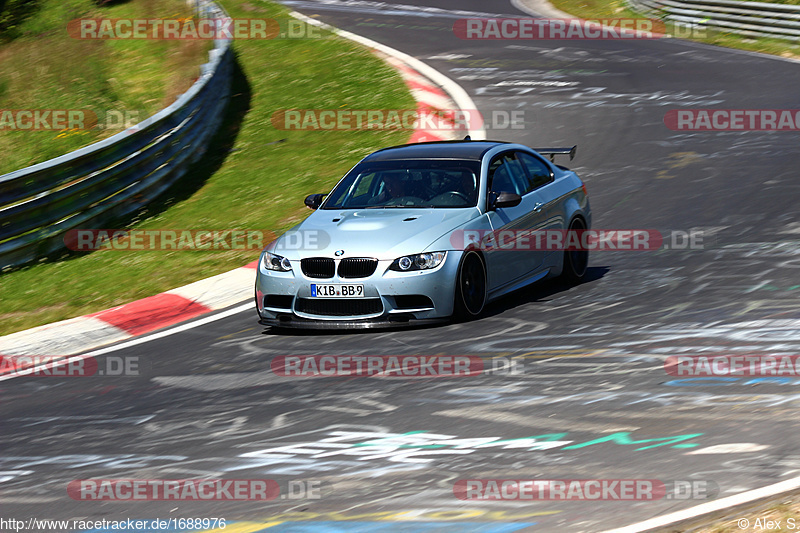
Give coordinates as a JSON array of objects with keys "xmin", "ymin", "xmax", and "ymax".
[{"xmin": 2, "ymin": 0, "xmax": 800, "ymax": 531}]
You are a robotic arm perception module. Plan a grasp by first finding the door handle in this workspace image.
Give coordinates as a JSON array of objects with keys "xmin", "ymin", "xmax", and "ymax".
[{"xmin": 533, "ymin": 202, "xmax": 543, "ymax": 213}]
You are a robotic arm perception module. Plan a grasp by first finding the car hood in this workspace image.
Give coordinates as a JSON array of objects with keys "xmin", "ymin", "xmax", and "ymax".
[{"xmin": 274, "ymin": 208, "xmax": 479, "ymax": 260}]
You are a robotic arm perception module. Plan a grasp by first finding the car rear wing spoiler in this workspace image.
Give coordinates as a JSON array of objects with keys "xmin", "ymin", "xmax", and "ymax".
[{"xmin": 533, "ymin": 145, "xmax": 577, "ymax": 162}]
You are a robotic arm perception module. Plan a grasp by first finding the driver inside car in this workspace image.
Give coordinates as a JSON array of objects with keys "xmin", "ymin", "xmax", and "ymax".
[
  {"xmin": 455, "ymin": 170, "xmax": 475, "ymax": 197},
  {"xmin": 368, "ymin": 171, "xmax": 409, "ymax": 205}
]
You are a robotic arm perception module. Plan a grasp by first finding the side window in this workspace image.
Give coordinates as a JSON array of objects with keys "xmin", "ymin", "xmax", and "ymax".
[
  {"xmin": 517, "ymin": 152, "xmax": 553, "ymax": 193},
  {"xmin": 488, "ymin": 153, "xmax": 527, "ymax": 195},
  {"xmin": 487, "ymin": 156, "xmax": 504, "ymax": 191}
]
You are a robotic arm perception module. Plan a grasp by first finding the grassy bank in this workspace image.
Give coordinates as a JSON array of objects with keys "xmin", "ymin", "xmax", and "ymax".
[
  {"xmin": 0, "ymin": 0, "xmax": 415, "ymax": 336},
  {"xmin": 0, "ymin": 0, "xmax": 211, "ymax": 175}
]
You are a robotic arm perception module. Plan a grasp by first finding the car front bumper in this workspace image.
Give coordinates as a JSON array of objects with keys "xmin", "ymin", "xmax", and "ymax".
[{"xmin": 255, "ymin": 251, "xmax": 463, "ymax": 328}]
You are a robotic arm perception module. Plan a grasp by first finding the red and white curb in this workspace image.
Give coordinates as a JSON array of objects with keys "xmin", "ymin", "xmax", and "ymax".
[
  {"xmin": 0, "ymin": 261, "xmax": 259, "ymax": 364},
  {"xmin": 384, "ymin": 54, "xmax": 459, "ymax": 143},
  {"xmin": 0, "ymin": 14, "xmax": 483, "ymax": 371}
]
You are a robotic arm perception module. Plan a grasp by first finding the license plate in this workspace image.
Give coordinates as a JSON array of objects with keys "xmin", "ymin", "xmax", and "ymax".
[{"xmin": 311, "ymin": 284, "xmax": 364, "ymax": 298}]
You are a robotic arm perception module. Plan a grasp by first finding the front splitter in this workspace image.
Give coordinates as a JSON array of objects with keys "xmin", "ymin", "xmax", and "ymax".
[{"xmin": 258, "ymin": 315, "xmax": 448, "ymax": 330}]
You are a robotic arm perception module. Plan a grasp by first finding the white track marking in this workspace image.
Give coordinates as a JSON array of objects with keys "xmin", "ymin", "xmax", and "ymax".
[
  {"xmin": 602, "ymin": 476, "xmax": 800, "ymax": 532},
  {"xmin": 0, "ymin": 303, "xmax": 252, "ymax": 383}
]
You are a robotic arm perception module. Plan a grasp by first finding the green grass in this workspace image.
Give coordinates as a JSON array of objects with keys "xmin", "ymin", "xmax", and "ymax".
[
  {"xmin": 0, "ymin": 0, "xmax": 212, "ymax": 175},
  {"xmin": 0, "ymin": 0, "xmax": 415, "ymax": 336},
  {"xmin": 549, "ymin": 0, "xmax": 800, "ymax": 58}
]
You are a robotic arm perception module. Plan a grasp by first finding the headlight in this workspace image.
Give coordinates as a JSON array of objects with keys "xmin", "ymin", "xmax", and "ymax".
[
  {"xmin": 262, "ymin": 251, "xmax": 292, "ymax": 272},
  {"xmin": 390, "ymin": 251, "xmax": 446, "ymax": 272}
]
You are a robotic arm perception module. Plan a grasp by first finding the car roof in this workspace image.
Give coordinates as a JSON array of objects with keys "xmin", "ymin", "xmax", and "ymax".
[{"xmin": 364, "ymin": 140, "xmax": 512, "ymax": 161}]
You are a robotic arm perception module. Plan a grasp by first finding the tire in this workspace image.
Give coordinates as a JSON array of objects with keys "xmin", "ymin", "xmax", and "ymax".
[
  {"xmin": 561, "ymin": 217, "xmax": 589, "ymax": 284},
  {"xmin": 454, "ymin": 251, "xmax": 487, "ymax": 321}
]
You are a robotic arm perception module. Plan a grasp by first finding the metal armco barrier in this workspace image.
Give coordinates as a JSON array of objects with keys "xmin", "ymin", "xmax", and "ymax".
[
  {"xmin": 0, "ymin": 0, "xmax": 233, "ymax": 270},
  {"xmin": 628, "ymin": 0, "xmax": 800, "ymax": 40}
]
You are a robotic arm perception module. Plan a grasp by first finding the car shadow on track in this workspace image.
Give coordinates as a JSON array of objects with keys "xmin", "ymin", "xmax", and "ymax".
[
  {"xmin": 480, "ymin": 265, "xmax": 610, "ymax": 319},
  {"xmin": 260, "ymin": 266, "xmax": 609, "ymax": 337}
]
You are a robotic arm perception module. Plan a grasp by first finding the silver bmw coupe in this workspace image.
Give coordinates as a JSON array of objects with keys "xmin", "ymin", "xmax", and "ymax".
[{"xmin": 255, "ymin": 139, "xmax": 591, "ymax": 329}]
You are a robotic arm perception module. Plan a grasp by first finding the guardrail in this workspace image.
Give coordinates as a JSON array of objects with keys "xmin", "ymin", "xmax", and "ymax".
[
  {"xmin": 628, "ymin": 0, "xmax": 800, "ymax": 40},
  {"xmin": 0, "ymin": 0, "xmax": 233, "ymax": 270}
]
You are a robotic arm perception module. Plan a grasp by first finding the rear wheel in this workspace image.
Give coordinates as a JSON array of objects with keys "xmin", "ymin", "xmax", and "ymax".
[
  {"xmin": 454, "ymin": 251, "xmax": 486, "ymax": 320},
  {"xmin": 561, "ymin": 217, "xmax": 589, "ymax": 284}
]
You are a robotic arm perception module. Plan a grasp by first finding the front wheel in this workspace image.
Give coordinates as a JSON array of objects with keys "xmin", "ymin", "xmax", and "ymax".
[
  {"xmin": 453, "ymin": 251, "xmax": 487, "ymax": 321},
  {"xmin": 561, "ymin": 217, "xmax": 589, "ymax": 284}
]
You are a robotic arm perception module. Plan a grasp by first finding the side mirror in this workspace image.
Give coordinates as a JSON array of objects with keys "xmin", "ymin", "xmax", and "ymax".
[
  {"xmin": 304, "ymin": 193, "xmax": 325, "ymax": 209},
  {"xmin": 488, "ymin": 191, "xmax": 521, "ymax": 210}
]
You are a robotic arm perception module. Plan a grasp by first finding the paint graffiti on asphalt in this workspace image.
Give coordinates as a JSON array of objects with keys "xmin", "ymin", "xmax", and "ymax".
[{"xmin": 228, "ymin": 429, "xmax": 703, "ymax": 469}]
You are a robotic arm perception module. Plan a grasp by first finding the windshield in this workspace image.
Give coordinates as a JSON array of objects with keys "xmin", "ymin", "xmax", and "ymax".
[{"xmin": 322, "ymin": 159, "xmax": 481, "ymax": 209}]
